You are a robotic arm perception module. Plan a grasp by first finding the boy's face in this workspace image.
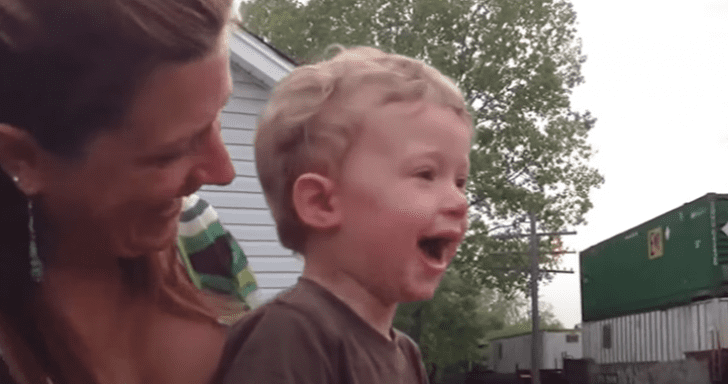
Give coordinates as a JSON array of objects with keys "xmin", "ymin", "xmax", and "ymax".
[{"xmin": 334, "ymin": 100, "xmax": 471, "ymax": 305}]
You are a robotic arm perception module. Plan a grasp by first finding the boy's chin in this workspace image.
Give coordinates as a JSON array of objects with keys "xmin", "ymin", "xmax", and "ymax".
[{"xmin": 400, "ymin": 288, "xmax": 437, "ymax": 303}]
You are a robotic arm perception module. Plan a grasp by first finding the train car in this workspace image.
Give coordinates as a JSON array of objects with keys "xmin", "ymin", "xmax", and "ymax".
[
  {"xmin": 580, "ymin": 193, "xmax": 728, "ymax": 322},
  {"xmin": 582, "ymin": 297, "xmax": 728, "ymax": 364}
]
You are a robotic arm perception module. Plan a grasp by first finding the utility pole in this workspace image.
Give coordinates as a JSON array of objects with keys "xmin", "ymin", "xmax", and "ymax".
[
  {"xmin": 529, "ymin": 212, "xmax": 540, "ymax": 384},
  {"xmin": 490, "ymin": 213, "xmax": 576, "ymax": 384}
]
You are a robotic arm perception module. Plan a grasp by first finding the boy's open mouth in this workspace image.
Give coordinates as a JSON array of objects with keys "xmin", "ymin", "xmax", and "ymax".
[{"xmin": 418, "ymin": 237, "xmax": 451, "ymax": 262}]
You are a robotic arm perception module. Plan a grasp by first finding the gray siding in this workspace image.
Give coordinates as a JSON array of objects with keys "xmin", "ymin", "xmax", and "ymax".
[
  {"xmin": 542, "ymin": 331, "xmax": 582, "ymax": 369},
  {"xmin": 582, "ymin": 298, "xmax": 728, "ymax": 364},
  {"xmin": 490, "ymin": 332, "xmax": 582, "ymax": 373},
  {"xmin": 198, "ymin": 63, "xmax": 302, "ymax": 303},
  {"xmin": 491, "ymin": 333, "xmax": 534, "ymax": 373}
]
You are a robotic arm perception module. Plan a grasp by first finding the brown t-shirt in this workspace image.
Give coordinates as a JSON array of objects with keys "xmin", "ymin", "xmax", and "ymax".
[{"xmin": 213, "ymin": 278, "xmax": 428, "ymax": 384}]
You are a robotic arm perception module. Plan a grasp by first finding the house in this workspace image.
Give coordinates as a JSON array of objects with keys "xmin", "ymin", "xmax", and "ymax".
[
  {"xmin": 489, "ymin": 330, "xmax": 583, "ymax": 373},
  {"xmin": 196, "ymin": 28, "xmax": 299, "ymax": 304}
]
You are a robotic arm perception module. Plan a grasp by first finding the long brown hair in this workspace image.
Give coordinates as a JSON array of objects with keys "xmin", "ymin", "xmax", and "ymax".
[{"xmin": 0, "ymin": 0, "xmax": 233, "ymax": 382}]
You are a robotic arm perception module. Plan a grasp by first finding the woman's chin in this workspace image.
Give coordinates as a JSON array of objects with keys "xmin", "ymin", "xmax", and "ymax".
[{"xmin": 115, "ymin": 221, "xmax": 179, "ymax": 257}]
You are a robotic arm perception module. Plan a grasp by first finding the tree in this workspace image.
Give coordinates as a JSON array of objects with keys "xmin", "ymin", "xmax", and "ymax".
[
  {"xmin": 394, "ymin": 269, "xmax": 516, "ymax": 382},
  {"xmin": 240, "ymin": 0, "xmax": 603, "ymax": 294},
  {"xmin": 393, "ymin": 270, "xmax": 566, "ymax": 382},
  {"xmin": 486, "ymin": 299, "xmax": 565, "ymax": 341}
]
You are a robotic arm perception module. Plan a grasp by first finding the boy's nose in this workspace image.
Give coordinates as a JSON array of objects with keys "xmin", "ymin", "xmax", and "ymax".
[{"xmin": 443, "ymin": 185, "xmax": 469, "ymax": 219}]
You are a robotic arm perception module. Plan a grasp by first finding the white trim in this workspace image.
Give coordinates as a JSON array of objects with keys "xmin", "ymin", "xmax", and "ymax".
[
  {"xmin": 178, "ymin": 205, "xmax": 219, "ymax": 237},
  {"xmin": 228, "ymin": 29, "xmax": 294, "ymax": 88},
  {"xmin": 182, "ymin": 194, "xmax": 201, "ymax": 210}
]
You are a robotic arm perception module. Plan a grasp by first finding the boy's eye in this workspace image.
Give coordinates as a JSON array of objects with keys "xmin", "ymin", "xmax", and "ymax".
[{"xmin": 416, "ymin": 169, "xmax": 435, "ymax": 181}]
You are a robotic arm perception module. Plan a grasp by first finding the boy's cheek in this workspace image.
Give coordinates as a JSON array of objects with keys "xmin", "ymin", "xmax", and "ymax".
[{"xmin": 391, "ymin": 193, "xmax": 437, "ymax": 213}]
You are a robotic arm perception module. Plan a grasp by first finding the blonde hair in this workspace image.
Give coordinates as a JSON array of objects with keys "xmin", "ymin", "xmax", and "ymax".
[{"xmin": 255, "ymin": 46, "xmax": 472, "ymax": 254}]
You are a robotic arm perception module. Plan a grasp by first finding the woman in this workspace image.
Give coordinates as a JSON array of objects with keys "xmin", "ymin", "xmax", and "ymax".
[{"xmin": 0, "ymin": 0, "xmax": 246, "ymax": 382}]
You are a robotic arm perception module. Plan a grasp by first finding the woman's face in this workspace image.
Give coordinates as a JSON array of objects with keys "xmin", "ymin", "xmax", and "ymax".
[{"xmin": 37, "ymin": 38, "xmax": 235, "ymax": 260}]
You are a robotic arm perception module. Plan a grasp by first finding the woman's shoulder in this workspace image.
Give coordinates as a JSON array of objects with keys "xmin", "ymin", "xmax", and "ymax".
[
  {"xmin": 142, "ymin": 307, "xmax": 227, "ymax": 384},
  {"xmin": 0, "ymin": 356, "xmax": 19, "ymax": 384}
]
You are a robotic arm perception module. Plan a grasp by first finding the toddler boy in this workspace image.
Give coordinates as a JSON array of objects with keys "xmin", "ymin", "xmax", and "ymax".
[{"xmin": 215, "ymin": 46, "xmax": 473, "ymax": 383}]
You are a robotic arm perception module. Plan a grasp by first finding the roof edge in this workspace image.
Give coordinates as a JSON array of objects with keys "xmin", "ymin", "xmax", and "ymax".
[
  {"xmin": 489, "ymin": 328, "xmax": 581, "ymax": 342},
  {"xmin": 228, "ymin": 28, "xmax": 295, "ymax": 88},
  {"xmin": 580, "ymin": 192, "xmax": 728, "ymax": 254}
]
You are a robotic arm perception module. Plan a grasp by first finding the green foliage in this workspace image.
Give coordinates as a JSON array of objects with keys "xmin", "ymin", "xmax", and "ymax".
[
  {"xmin": 486, "ymin": 300, "xmax": 566, "ymax": 341},
  {"xmin": 394, "ymin": 270, "xmax": 495, "ymax": 372},
  {"xmin": 393, "ymin": 270, "xmax": 566, "ymax": 381},
  {"xmin": 394, "ymin": 269, "xmax": 506, "ymax": 381}
]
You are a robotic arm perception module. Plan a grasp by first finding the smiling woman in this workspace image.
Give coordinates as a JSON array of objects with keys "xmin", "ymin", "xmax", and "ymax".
[{"xmin": 0, "ymin": 0, "xmax": 245, "ymax": 383}]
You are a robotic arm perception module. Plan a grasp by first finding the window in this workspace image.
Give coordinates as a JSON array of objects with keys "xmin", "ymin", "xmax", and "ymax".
[
  {"xmin": 602, "ymin": 324, "xmax": 612, "ymax": 349},
  {"xmin": 496, "ymin": 343, "xmax": 503, "ymax": 359},
  {"xmin": 566, "ymin": 334, "xmax": 579, "ymax": 343}
]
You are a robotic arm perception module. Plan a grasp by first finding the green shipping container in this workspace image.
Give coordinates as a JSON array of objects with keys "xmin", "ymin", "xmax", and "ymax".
[{"xmin": 580, "ymin": 193, "xmax": 728, "ymax": 322}]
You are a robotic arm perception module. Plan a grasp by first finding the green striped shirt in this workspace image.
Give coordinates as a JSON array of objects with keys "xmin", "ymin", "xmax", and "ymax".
[{"xmin": 177, "ymin": 194, "xmax": 262, "ymax": 310}]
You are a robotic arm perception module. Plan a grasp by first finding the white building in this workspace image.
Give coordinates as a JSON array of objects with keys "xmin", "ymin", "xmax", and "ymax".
[
  {"xmin": 490, "ymin": 330, "xmax": 583, "ymax": 373},
  {"xmin": 196, "ymin": 28, "xmax": 300, "ymax": 304}
]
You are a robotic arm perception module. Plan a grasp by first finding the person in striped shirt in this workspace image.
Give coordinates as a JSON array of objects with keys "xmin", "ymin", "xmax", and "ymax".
[{"xmin": 178, "ymin": 194, "xmax": 262, "ymax": 324}]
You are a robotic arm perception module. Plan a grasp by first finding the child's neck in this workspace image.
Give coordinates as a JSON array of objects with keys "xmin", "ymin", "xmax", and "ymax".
[{"xmin": 302, "ymin": 263, "xmax": 397, "ymax": 341}]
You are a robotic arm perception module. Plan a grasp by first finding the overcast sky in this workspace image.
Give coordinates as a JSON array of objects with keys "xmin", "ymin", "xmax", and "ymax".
[{"xmin": 541, "ymin": 0, "xmax": 728, "ymax": 328}]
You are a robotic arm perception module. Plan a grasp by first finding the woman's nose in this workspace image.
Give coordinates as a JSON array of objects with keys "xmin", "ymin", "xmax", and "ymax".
[{"xmin": 195, "ymin": 128, "xmax": 236, "ymax": 186}]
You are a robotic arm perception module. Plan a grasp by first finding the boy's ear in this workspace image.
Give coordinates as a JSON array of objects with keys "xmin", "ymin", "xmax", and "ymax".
[
  {"xmin": 0, "ymin": 124, "xmax": 46, "ymax": 196},
  {"xmin": 292, "ymin": 173, "xmax": 341, "ymax": 230}
]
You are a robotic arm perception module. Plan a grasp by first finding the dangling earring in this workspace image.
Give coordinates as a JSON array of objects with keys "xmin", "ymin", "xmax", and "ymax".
[{"xmin": 27, "ymin": 199, "xmax": 43, "ymax": 283}]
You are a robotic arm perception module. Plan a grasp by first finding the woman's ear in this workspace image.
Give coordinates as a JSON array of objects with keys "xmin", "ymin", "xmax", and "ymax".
[
  {"xmin": 0, "ymin": 124, "xmax": 47, "ymax": 196},
  {"xmin": 291, "ymin": 173, "xmax": 341, "ymax": 230}
]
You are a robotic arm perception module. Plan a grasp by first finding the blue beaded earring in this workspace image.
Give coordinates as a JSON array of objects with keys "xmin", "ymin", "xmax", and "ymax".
[
  {"xmin": 27, "ymin": 199, "xmax": 43, "ymax": 283},
  {"xmin": 11, "ymin": 175, "xmax": 43, "ymax": 282}
]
